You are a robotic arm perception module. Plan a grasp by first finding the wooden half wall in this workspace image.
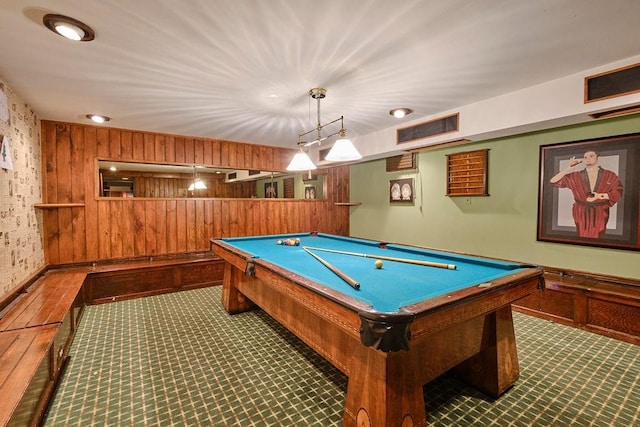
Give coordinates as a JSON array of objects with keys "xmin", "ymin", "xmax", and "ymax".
[{"xmin": 39, "ymin": 121, "xmax": 350, "ymax": 264}]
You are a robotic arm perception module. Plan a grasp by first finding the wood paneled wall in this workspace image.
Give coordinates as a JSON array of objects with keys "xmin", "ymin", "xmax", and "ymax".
[{"xmin": 40, "ymin": 121, "xmax": 350, "ymax": 264}]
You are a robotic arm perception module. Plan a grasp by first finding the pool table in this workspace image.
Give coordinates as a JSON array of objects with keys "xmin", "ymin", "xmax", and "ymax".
[{"xmin": 210, "ymin": 232, "xmax": 544, "ymax": 427}]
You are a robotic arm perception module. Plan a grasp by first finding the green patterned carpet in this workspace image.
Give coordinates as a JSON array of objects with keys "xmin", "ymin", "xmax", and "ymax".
[{"xmin": 44, "ymin": 286, "xmax": 640, "ymax": 426}]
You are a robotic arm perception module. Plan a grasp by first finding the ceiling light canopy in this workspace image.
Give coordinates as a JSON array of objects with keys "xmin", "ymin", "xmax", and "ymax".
[
  {"xmin": 286, "ymin": 88, "xmax": 362, "ymax": 171},
  {"xmin": 389, "ymin": 108, "xmax": 413, "ymax": 118},
  {"xmin": 86, "ymin": 114, "xmax": 110, "ymax": 124},
  {"xmin": 43, "ymin": 14, "xmax": 95, "ymax": 41}
]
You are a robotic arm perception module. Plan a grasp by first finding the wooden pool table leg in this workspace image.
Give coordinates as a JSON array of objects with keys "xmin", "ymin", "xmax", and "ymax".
[
  {"xmin": 343, "ymin": 346, "xmax": 427, "ymax": 427},
  {"xmin": 453, "ymin": 305, "xmax": 520, "ymax": 397},
  {"xmin": 221, "ymin": 263, "xmax": 255, "ymax": 314}
]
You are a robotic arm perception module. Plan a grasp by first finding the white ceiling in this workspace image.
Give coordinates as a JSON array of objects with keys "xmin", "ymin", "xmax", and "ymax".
[{"xmin": 1, "ymin": 0, "xmax": 640, "ymax": 151}]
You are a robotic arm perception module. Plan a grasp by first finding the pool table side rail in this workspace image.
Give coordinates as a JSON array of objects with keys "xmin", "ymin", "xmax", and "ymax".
[
  {"xmin": 401, "ymin": 266, "xmax": 545, "ymax": 314},
  {"xmin": 408, "ymin": 269, "xmax": 544, "ymax": 341},
  {"xmin": 211, "ymin": 238, "xmax": 374, "ymax": 313}
]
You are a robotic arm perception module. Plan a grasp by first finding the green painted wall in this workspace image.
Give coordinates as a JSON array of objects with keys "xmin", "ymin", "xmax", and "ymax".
[{"xmin": 350, "ymin": 115, "xmax": 640, "ymax": 280}]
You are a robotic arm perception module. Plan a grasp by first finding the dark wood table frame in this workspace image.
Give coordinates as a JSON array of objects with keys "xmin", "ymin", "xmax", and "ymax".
[{"xmin": 213, "ymin": 242, "xmax": 543, "ymax": 427}]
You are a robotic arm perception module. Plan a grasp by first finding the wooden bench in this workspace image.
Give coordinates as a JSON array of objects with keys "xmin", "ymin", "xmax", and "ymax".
[
  {"xmin": 514, "ymin": 267, "xmax": 640, "ymax": 345},
  {"xmin": 0, "ymin": 253, "xmax": 224, "ymax": 427},
  {"xmin": 0, "ymin": 268, "xmax": 87, "ymax": 427},
  {"xmin": 1, "ymin": 269, "xmax": 87, "ymax": 332},
  {"xmin": 85, "ymin": 253, "xmax": 224, "ymax": 304},
  {"xmin": 0, "ymin": 325, "xmax": 62, "ymax": 427}
]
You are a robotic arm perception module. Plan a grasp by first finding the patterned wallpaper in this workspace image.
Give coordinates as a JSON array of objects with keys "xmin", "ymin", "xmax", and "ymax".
[{"xmin": 0, "ymin": 79, "xmax": 44, "ymax": 299}]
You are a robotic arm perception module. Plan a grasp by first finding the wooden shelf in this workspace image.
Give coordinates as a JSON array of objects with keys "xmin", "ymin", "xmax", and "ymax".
[
  {"xmin": 33, "ymin": 203, "xmax": 86, "ymax": 209},
  {"xmin": 334, "ymin": 202, "xmax": 362, "ymax": 206},
  {"xmin": 446, "ymin": 149, "xmax": 489, "ymax": 197}
]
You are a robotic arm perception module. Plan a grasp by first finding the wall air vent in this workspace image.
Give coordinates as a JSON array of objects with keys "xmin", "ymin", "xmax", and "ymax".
[
  {"xmin": 386, "ymin": 153, "xmax": 416, "ymax": 172},
  {"xmin": 397, "ymin": 113, "xmax": 459, "ymax": 145},
  {"xmin": 585, "ymin": 62, "xmax": 640, "ymax": 103}
]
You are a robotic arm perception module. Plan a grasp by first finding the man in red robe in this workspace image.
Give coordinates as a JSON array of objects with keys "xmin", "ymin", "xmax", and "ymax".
[{"xmin": 550, "ymin": 150, "xmax": 623, "ymax": 238}]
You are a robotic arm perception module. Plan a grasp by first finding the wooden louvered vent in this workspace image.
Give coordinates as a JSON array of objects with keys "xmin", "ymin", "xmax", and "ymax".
[{"xmin": 386, "ymin": 153, "xmax": 416, "ymax": 172}]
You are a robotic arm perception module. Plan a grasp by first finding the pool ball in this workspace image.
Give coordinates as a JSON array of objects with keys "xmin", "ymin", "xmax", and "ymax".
[{"xmin": 374, "ymin": 260, "xmax": 383, "ymax": 269}]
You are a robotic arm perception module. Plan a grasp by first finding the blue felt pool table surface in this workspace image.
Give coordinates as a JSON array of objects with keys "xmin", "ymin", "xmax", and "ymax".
[{"xmin": 216, "ymin": 233, "xmax": 529, "ymax": 313}]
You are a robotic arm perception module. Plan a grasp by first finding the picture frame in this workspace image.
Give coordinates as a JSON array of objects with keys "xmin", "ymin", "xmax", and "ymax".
[
  {"xmin": 537, "ymin": 132, "xmax": 640, "ymax": 251},
  {"xmin": 389, "ymin": 178, "xmax": 414, "ymax": 204},
  {"xmin": 264, "ymin": 182, "xmax": 278, "ymax": 198},
  {"xmin": 304, "ymin": 185, "xmax": 316, "ymax": 199}
]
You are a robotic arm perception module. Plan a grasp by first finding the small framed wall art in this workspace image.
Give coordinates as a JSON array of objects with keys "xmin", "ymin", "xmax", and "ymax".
[{"xmin": 389, "ymin": 178, "xmax": 414, "ymax": 204}]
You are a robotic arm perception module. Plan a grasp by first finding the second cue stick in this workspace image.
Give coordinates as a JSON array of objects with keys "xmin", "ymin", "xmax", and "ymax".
[
  {"xmin": 303, "ymin": 246, "xmax": 457, "ymax": 270},
  {"xmin": 302, "ymin": 247, "xmax": 360, "ymax": 290}
]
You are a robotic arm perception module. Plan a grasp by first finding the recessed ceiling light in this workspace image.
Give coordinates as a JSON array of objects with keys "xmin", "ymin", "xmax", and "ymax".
[
  {"xmin": 389, "ymin": 108, "xmax": 413, "ymax": 118},
  {"xmin": 86, "ymin": 114, "xmax": 110, "ymax": 124},
  {"xmin": 43, "ymin": 14, "xmax": 95, "ymax": 42}
]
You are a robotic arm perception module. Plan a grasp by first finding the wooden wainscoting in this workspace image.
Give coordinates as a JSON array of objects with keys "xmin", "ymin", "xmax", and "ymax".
[
  {"xmin": 39, "ymin": 121, "xmax": 351, "ymax": 265},
  {"xmin": 514, "ymin": 267, "xmax": 640, "ymax": 345}
]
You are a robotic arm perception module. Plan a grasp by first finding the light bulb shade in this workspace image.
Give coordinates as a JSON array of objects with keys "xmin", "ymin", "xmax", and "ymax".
[
  {"xmin": 286, "ymin": 151, "xmax": 317, "ymax": 171},
  {"xmin": 188, "ymin": 179, "xmax": 207, "ymax": 191},
  {"xmin": 325, "ymin": 138, "xmax": 362, "ymax": 162}
]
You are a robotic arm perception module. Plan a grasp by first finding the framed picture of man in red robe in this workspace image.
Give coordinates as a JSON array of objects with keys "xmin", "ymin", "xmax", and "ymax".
[{"xmin": 537, "ymin": 132, "xmax": 640, "ymax": 251}]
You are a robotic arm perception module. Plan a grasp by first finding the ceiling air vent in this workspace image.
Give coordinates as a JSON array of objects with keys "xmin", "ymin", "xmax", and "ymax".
[
  {"xmin": 396, "ymin": 113, "xmax": 459, "ymax": 145},
  {"xmin": 585, "ymin": 62, "xmax": 640, "ymax": 103}
]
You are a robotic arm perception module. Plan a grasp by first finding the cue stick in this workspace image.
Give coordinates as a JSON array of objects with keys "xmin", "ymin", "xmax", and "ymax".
[
  {"xmin": 301, "ymin": 247, "xmax": 360, "ymax": 290},
  {"xmin": 303, "ymin": 246, "xmax": 457, "ymax": 270}
]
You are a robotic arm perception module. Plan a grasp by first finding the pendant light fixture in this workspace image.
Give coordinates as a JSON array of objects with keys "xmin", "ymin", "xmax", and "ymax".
[
  {"xmin": 286, "ymin": 88, "xmax": 362, "ymax": 171},
  {"xmin": 188, "ymin": 165, "xmax": 207, "ymax": 191},
  {"xmin": 287, "ymin": 148, "xmax": 317, "ymax": 171},
  {"xmin": 325, "ymin": 128, "xmax": 362, "ymax": 162}
]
